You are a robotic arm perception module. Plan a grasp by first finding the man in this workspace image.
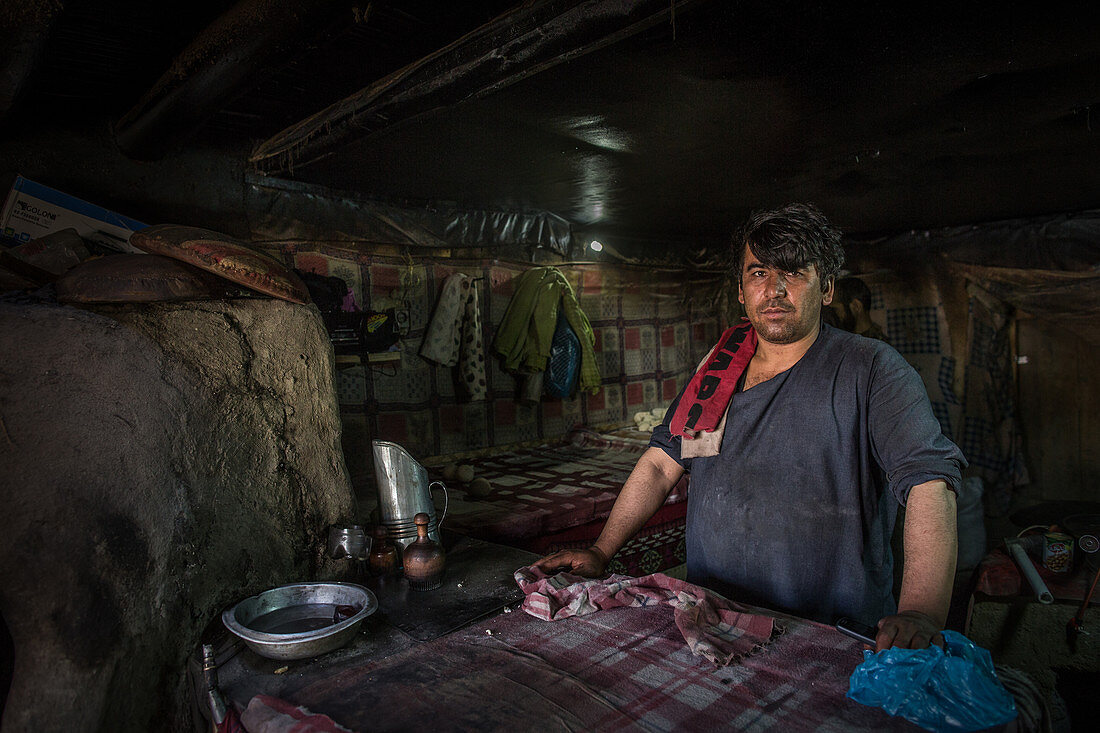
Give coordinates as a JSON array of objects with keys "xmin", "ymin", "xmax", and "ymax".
[
  {"xmin": 831, "ymin": 276, "xmax": 888, "ymax": 341},
  {"xmin": 534, "ymin": 203, "xmax": 965, "ymax": 651}
]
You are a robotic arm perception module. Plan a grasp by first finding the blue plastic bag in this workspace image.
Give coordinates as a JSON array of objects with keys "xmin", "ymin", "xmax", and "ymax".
[
  {"xmin": 545, "ymin": 311, "xmax": 580, "ymax": 398},
  {"xmin": 847, "ymin": 630, "xmax": 1017, "ymax": 731}
]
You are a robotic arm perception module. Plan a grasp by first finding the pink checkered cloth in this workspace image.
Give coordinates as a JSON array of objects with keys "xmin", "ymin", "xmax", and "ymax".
[
  {"xmin": 240, "ymin": 694, "xmax": 357, "ymax": 733},
  {"xmin": 281, "ymin": 591, "xmax": 912, "ymax": 731},
  {"xmin": 514, "ymin": 565, "xmax": 778, "ymax": 665}
]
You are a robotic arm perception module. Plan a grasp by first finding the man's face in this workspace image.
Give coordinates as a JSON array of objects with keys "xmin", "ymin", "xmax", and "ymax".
[{"xmin": 738, "ymin": 242, "xmax": 833, "ymax": 345}]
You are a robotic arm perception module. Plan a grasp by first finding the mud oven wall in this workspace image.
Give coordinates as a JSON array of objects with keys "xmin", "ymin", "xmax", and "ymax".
[{"xmin": 0, "ymin": 298, "xmax": 355, "ymax": 732}]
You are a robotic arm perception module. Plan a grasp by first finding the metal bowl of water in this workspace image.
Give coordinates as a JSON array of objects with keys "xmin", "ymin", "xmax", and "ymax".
[{"xmin": 222, "ymin": 582, "xmax": 378, "ymax": 660}]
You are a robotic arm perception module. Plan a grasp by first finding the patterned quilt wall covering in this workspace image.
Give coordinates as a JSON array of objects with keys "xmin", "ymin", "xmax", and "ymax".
[
  {"xmin": 283, "ymin": 245, "xmax": 726, "ymax": 489},
  {"xmin": 849, "ymin": 270, "xmax": 1016, "ymax": 512}
]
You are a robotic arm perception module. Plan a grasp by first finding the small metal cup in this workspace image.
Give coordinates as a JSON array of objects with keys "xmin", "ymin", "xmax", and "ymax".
[{"xmin": 327, "ymin": 525, "xmax": 369, "ymax": 559}]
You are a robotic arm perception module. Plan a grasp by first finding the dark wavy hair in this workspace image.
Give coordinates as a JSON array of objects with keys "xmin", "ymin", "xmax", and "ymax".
[{"xmin": 732, "ymin": 203, "xmax": 845, "ymax": 292}]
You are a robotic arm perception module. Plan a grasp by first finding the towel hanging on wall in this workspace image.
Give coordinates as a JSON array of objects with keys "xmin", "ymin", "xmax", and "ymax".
[{"xmin": 420, "ymin": 272, "xmax": 486, "ymax": 400}]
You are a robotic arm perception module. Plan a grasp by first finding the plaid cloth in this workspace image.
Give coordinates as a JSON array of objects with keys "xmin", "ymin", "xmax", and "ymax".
[
  {"xmin": 214, "ymin": 709, "xmax": 245, "ymax": 733},
  {"xmin": 240, "ymin": 695, "xmax": 356, "ymax": 733},
  {"xmin": 514, "ymin": 566, "xmax": 778, "ymax": 666},
  {"xmin": 283, "ymin": 593, "xmax": 917, "ymax": 731}
]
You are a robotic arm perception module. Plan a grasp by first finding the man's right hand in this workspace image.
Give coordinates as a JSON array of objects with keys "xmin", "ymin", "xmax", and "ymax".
[
  {"xmin": 531, "ymin": 546, "xmax": 610, "ymax": 577},
  {"xmin": 529, "ymin": 448, "xmax": 682, "ymax": 580}
]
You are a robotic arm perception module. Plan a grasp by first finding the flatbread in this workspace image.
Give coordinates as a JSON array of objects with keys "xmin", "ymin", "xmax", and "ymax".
[
  {"xmin": 56, "ymin": 254, "xmax": 242, "ymax": 303},
  {"xmin": 129, "ymin": 224, "xmax": 309, "ymax": 304}
]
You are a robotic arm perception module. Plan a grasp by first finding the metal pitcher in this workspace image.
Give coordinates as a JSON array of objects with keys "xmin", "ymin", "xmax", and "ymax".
[{"xmin": 371, "ymin": 440, "xmax": 447, "ymax": 552}]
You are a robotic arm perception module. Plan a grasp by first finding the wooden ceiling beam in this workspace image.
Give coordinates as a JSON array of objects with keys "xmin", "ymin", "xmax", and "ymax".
[
  {"xmin": 249, "ymin": 0, "xmax": 706, "ymax": 175},
  {"xmin": 114, "ymin": 0, "xmax": 351, "ymax": 160}
]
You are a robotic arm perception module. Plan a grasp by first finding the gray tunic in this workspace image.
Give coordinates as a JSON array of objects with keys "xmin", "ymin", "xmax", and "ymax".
[{"xmin": 650, "ymin": 324, "xmax": 965, "ymax": 625}]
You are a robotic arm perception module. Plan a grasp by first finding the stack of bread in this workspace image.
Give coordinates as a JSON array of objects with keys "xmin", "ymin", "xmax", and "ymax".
[
  {"xmin": 440, "ymin": 462, "xmax": 493, "ymax": 498},
  {"xmin": 633, "ymin": 406, "xmax": 667, "ymax": 433}
]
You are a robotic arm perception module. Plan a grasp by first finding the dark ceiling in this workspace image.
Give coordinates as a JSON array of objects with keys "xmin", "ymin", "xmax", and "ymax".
[{"xmin": 7, "ymin": 0, "xmax": 1100, "ymax": 248}]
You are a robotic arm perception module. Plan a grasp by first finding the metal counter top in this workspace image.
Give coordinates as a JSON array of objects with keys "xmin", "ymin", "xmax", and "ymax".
[{"xmin": 209, "ymin": 533, "xmax": 540, "ymax": 710}]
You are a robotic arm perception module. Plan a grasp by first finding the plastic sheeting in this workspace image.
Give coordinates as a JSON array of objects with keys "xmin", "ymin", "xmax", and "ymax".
[
  {"xmin": 952, "ymin": 264, "xmax": 1100, "ymax": 348},
  {"xmin": 880, "ymin": 211, "xmax": 1100, "ymax": 272},
  {"xmin": 245, "ymin": 175, "xmax": 572, "ymax": 254},
  {"xmin": 859, "ymin": 210, "xmax": 1100, "ymax": 347}
]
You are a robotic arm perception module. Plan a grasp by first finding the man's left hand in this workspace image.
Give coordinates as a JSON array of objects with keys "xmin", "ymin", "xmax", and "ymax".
[{"xmin": 871, "ymin": 610, "xmax": 945, "ymax": 651}]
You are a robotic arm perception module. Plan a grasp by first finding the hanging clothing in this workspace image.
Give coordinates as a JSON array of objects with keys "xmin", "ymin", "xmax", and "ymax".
[
  {"xmin": 545, "ymin": 311, "xmax": 582, "ymax": 398},
  {"xmin": 420, "ymin": 273, "xmax": 486, "ymax": 400},
  {"xmin": 492, "ymin": 266, "xmax": 600, "ymax": 393}
]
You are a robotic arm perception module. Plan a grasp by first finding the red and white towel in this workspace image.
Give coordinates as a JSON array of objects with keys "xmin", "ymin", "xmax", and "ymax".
[
  {"xmin": 667, "ymin": 320, "xmax": 756, "ymax": 458},
  {"xmin": 239, "ymin": 694, "xmax": 356, "ymax": 733},
  {"xmin": 514, "ymin": 565, "xmax": 779, "ymax": 666}
]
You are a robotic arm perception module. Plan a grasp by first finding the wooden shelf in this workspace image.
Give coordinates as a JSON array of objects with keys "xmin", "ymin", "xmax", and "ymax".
[
  {"xmin": 367, "ymin": 351, "xmax": 401, "ymax": 364},
  {"xmin": 336, "ymin": 351, "xmax": 402, "ymax": 368}
]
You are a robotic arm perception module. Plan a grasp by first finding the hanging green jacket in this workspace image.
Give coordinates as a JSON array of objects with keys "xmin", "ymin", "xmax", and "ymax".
[{"xmin": 493, "ymin": 266, "xmax": 600, "ymax": 393}]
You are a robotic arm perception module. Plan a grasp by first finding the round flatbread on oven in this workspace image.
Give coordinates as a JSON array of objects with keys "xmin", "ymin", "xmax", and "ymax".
[
  {"xmin": 129, "ymin": 224, "xmax": 310, "ymax": 304},
  {"xmin": 56, "ymin": 254, "xmax": 245, "ymax": 303}
]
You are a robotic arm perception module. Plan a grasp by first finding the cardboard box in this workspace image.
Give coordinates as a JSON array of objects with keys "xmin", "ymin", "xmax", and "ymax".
[{"xmin": 1, "ymin": 175, "xmax": 146, "ymax": 250}]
